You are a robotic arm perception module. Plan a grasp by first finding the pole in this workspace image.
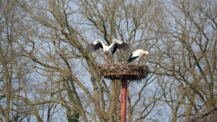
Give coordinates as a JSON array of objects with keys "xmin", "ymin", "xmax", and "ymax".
[{"xmin": 120, "ymin": 80, "xmax": 127, "ymax": 122}]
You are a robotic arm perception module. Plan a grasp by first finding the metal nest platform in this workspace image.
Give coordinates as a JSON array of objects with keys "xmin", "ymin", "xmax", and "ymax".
[{"xmin": 98, "ymin": 63, "xmax": 150, "ymax": 80}]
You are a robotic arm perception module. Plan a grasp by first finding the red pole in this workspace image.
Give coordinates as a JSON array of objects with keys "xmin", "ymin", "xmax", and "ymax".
[{"xmin": 120, "ymin": 80, "xmax": 127, "ymax": 122}]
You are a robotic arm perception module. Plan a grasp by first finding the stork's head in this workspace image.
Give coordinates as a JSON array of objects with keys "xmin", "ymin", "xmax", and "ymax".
[{"xmin": 141, "ymin": 50, "xmax": 149, "ymax": 56}]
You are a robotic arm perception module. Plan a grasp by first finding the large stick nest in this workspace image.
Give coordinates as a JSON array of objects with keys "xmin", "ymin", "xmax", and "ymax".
[{"xmin": 98, "ymin": 63, "xmax": 150, "ymax": 81}]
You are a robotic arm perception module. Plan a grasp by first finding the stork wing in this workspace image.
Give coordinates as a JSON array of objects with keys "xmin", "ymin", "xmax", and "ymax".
[
  {"xmin": 111, "ymin": 42, "xmax": 129, "ymax": 54},
  {"xmin": 127, "ymin": 54, "xmax": 139, "ymax": 63},
  {"xmin": 87, "ymin": 41, "xmax": 103, "ymax": 52}
]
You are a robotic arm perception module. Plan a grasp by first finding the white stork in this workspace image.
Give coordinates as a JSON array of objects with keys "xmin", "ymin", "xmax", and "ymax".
[
  {"xmin": 87, "ymin": 39, "xmax": 129, "ymax": 55},
  {"xmin": 127, "ymin": 49, "xmax": 149, "ymax": 63}
]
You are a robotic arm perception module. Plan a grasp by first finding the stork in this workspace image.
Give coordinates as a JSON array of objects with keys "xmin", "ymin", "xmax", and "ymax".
[
  {"xmin": 87, "ymin": 39, "xmax": 129, "ymax": 60},
  {"xmin": 127, "ymin": 49, "xmax": 149, "ymax": 63}
]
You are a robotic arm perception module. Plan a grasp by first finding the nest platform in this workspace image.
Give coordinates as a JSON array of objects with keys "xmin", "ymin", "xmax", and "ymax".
[{"xmin": 98, "ymin": 63, "xmax": 150, "ymax": 81}]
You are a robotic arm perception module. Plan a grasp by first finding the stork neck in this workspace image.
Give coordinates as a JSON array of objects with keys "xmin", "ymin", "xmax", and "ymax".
[
  {"xmin": 99, "ymin": 40, "xmax": 107, "ymax": 48},
  {"xmin": 108, "ymin": 40, "xmax": 116, "ymax": 48}
]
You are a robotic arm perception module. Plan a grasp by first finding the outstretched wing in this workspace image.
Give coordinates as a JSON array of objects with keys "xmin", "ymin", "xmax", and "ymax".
[
  {"xmin": 87, "ymin": 40, "xmax": 103, "ymax": 52},
  {"xmin": 112, "ymin": 40, "xmax": 129, "ymax": 54}
]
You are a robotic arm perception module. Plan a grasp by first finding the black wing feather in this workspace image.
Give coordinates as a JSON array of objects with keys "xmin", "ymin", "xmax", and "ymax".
[
  {"xmin": 112, "ymin": 43, "xmax": 129, "ymax": 54},
  {"xmin": 127, "ymin": 55, "xmax": 139, "ymax": 63},
  {"xmin": 120, "ymin": 43, "xmax": 129, "ymax": 50},
  {"xmin": 112, "ymin": 45, "xmax": 118, "ymax": 54},
  {"xmin": 87, "ymin": 42, "xmax": 103, "ymax": 52}
]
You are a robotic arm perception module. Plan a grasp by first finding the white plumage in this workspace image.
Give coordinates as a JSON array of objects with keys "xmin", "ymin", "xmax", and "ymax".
[
  {"xmin": 87, "ymin": 39, "xmax": 129, "ymax": 54},
  {"xmin": 127, "ymin": 49, "xmax": 149, "ymax": 63}
]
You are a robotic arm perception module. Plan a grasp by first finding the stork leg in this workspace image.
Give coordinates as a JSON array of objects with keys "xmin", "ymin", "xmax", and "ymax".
[
  {"xmin": 105, "ymin": 53, "xmax": 110, "ymax": 63},
  {"xmin": 104, "ymin": 52, "xmax": 114, "ymax": 63}
]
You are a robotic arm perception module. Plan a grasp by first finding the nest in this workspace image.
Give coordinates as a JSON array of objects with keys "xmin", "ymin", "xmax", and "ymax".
[{"xmin": 98, "ymin": 63, "xmax": 150, "ymax": 81}]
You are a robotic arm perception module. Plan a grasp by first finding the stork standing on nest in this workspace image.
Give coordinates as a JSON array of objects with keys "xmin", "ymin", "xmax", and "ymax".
[
  {"xmin": 127, "ymin": 49, "xmax": 149, "ymax": 63},
  {"xmin": 87, "ymin": 39, "xmax": 129, "ymax": 61}
]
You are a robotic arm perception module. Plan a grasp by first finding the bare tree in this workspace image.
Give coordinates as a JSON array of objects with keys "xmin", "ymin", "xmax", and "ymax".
[
  {"xmin": 3, "ymin": 0, "xmax": 215, "ymax": 121},
  {"xmin": 0, "ymin": 0, "xmax": 33, "ymax": 121},
  {"xmin": 12, "ymin": 0, "xmax": 164, "ymax": 121},
  {"xmin": 150, "ymin": 0, "xmax": 217, "ymax": 121}
]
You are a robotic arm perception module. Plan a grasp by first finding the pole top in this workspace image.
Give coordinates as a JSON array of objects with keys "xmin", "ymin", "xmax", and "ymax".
[{"xmin": 98, "ymin": 63, "xmax": 150, "ymax": 81}]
